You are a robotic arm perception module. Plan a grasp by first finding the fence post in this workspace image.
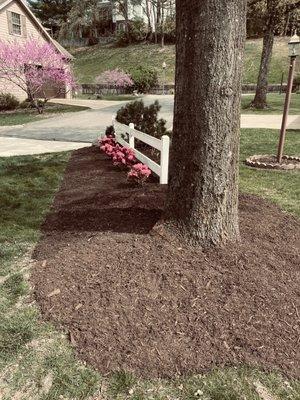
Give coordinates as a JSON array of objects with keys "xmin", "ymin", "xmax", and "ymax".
[
  {"xmin": 160, "ymin": 135, "xmax": 170, "ymax": 184},
  {"xmin": 129, "ymin": 123, "xmax": 135, "ymax": 149}
]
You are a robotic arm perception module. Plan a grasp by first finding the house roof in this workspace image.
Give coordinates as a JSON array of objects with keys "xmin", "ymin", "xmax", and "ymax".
[{"xmin": 0, "ymin": 0, "xmax": 73, "ymax": 60}]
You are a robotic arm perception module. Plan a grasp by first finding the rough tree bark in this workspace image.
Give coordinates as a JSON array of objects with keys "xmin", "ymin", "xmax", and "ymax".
[{"xmin": 164, "ymin": 0, "xmax": 247, "ymax": 247}]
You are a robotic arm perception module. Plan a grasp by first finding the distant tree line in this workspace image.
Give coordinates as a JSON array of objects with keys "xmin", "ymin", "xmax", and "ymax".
[
  {"xmin": 29, "ymin": 0, "xmax": 299, "ymax": 110},
  {"xmin": 29, "ymin": 0, "xmax": 299, "ymax": 43},
  {"xmin": 28, "ymin": 0, "xmax": 176, "ymax": 46}
]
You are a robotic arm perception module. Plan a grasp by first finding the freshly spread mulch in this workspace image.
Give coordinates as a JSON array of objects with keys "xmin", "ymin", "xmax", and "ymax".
[{"xmin": 32, "ymin": 146, "xmax": 300, "ymax": 379}]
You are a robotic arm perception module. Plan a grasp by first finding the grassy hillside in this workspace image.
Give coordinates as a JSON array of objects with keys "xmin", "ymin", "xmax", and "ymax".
[{"xmin": 72, "ymin": 37, "xmax": 300, "ymax": 85}]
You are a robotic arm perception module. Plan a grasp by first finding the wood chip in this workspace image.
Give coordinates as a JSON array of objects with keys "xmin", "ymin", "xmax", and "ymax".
[
  {"xmin": 47, "ymin": 288, "xmax": 61, "ymax": 298},
  {"xmin": 69, "ymin": 331, "xmax": 76, "ymax": 347},
  {"xmin": 223, "ymin": 340, "xmax": 230, "ymax": 350},
  {"xmin": 75, "ymin": 303, "xmax": 83, "ymax": 310}
]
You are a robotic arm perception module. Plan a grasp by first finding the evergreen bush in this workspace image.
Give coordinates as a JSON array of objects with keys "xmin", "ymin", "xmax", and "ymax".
[{"xmin": 0, "ymin": 93, "xmax": 19, "ymax": 111}]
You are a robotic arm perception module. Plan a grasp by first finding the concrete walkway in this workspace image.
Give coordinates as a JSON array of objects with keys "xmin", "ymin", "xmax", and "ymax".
[
  {"xmin": 241, "ymin": 114, "xmax": 300, "ymax": 129},
  {"xmin": 0, "ymin": 137, "xmax": 88, "ymax": 157}
]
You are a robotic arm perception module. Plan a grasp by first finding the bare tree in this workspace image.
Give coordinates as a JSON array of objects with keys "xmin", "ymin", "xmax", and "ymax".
[
  {"xmin": 164, "ymin": 0, "xmax": 247, "ymax": 247},
  {"xmin": 147, "ymin": 0, "xmax": 175, "ymax": 46},
  {"xmin": 250, "ymin": 0, "xmax": 300, "ymax": 109}
]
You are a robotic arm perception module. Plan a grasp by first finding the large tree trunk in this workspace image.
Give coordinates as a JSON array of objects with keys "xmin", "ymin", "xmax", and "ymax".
[
  {"xmin": 251, "ymin": 28, "xmax": 274, "ymax": 109},
  {"xmin": 164, "ymin": 0, "xmax": 247, "ymax": 247}
]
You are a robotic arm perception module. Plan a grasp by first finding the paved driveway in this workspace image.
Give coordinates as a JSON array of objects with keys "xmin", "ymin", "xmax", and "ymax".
[
  {"xmin": 0, "ymin": 137, "xmax": 88, "ymax": 157},
  {"xmin": 0, "ymin": 96, "xmax": 299, "ymax": 146}
]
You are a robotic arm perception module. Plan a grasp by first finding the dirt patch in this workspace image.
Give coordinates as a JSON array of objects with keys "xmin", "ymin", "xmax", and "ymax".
[{"xmin": 32, "ymin": 146, "xmax": 300, "ymax": 379}]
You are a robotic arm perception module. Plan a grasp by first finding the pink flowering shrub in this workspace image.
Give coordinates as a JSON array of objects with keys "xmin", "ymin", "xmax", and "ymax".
[
  {"xmin": 99, "ymin": 135, "xmax": 116, "ymax": 157},
  {"xmin": 100, "ymin": 136, "xmax": 136, "ymax": 167},
  {"xmin": 99, "ymin": 135, "xmax": 150, "ymax": 184},
  {"xmin": 100, "ymin": 136, "xmax": 116, "ymax": 146},
  {"xmin": 101, "ymin": 143, "xmax": 115, "ymax": 157},
  {"xmin": 128, "ymin": 163, "xmax": 151, "ymax": 185},
  {"xmin": 95, "ymin": 69, "xmax": 133, "ymax": 89},
  {"xmin": 111, "ymin": 145, "xmax": 136, "ymax": 167}
]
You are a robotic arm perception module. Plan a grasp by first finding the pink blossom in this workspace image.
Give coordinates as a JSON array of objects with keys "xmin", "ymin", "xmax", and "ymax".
[
  {"xmin": 95, "ymin": 69, "xmax": 133, "ymax": 88},
  {"xmin": 128, "ymin": 163, "xmax": 151, "ymax": 184},
  {"xmin": 0, "ymin": 38, "xmax": 76, "ymax": 106}
]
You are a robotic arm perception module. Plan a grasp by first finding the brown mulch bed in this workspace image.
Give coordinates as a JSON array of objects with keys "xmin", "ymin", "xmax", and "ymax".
[{"xmin": 32, "ymin": 146, "xmax": 300, "ymax": 379}]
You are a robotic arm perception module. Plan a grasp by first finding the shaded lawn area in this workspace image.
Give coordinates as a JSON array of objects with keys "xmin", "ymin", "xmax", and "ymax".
[
  {"xmin": 0, "ymin": 103, "xmax": 90, "ymax": 126},
  {"xmin": 241, "ymin": 93, "xmax": 300, "ymax": 115},
  {"xmin": 0, "ymin": 129, "xmax": 299, "ymax": 399}
]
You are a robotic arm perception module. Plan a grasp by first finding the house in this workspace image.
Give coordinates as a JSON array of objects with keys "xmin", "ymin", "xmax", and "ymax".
[
  {"xmin": 113, "ymin": 1, "xmax": 150, "ymax": 31},
  {"xmin": 0, "ymin": 0, "xmax": 73, "ymax": 100},
  {"xmin": 99, "ymin": 0, "xmax": 174, "ymax": 33}
]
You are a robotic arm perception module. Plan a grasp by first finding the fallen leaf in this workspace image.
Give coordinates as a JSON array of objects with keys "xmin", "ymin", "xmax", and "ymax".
[
  {"xmin": 253, "ymin": 381, "xmax": 277, "ymax": 400},
  {"xmin": 41, "ymin": 372, "xmax": 53, "ymax": 395}
]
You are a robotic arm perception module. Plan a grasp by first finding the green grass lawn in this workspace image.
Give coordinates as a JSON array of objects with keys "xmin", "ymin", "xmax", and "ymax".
[
  {"xmin": 242, "ymin": 93, "xmax": 300, "ymax": 114},
  {"xmin": 0, "ymin": 103, "xmax": 90, "ymax": 126},
  {"xmin": 0, "ymin": 129, "xmax": 299, "ymax": 399},
  {"xmin": 240, "ymin": 129, "xmax": 300, "ymax": 216},
  {"xmin": 72, "ymin": 37, "xmax": 300, "ymax": 85}
]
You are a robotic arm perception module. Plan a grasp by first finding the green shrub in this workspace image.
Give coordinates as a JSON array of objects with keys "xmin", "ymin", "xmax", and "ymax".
[
  {"xmin": 0, "ymin": 93, "xmax": 19, "ymax": 111},
  {"xmin": 105, "ymin": 125, "xmax": 115, "ymax": 136},
  {"xmin": 116, "ymin": 18, "xmax": 147, "ymax": 46},
  {"xmin": 127, "ymin": 66, "xmax": 158, "ymax": 93},
  {"xmin": 116, "ymin": 100, "xmax": 169, "ymax": 140},
  {"xmin": 19, "ymin": 99, "xmax": 32, "ymax": 109}
]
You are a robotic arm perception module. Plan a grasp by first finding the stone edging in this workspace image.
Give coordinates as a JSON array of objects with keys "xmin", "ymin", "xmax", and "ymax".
[{"xmin": 245, "ymin": 154, "xmax": 300, "ymax": 170}]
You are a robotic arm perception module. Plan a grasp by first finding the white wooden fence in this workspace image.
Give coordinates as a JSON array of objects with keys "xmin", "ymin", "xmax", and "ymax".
[{"xmin": 112, "ymin": 118, "xmax": 170, "ymax": 184}]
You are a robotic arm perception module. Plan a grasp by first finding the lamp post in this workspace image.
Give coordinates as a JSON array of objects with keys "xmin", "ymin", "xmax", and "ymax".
[
  {"xmin": 277, "ymin": 33, "xmax": 300, "ymax": 163},
  {"xmin": 162, "ymin": 62, "xmax": 167, "ymax": 95}
]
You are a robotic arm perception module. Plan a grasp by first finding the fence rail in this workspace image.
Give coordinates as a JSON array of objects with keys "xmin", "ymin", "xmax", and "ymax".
[{"xmin": 112, "ymin": 119, "xmax": 170, "ymax": 184}]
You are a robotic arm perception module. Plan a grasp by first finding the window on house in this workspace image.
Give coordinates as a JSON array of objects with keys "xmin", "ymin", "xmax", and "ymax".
[{"xmin": 11, "ymin": 12, "xmax": 22, "ymax": 35}]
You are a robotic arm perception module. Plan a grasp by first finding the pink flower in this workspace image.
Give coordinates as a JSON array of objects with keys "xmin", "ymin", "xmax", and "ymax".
[
  {"xmin": 0, "ymin": 38, "xmax": 76, "ymax": 102},
  {"xmin": 95, "ymin": 69, "xmax": 133, "ymax": 88},
  {"xmin": 128, "ymin": 163, "xmax": 151, "ymax": 184}
]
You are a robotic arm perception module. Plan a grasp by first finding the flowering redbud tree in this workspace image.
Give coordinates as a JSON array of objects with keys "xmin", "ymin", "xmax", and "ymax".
[
  {"xmin": 95, "ymin": 69, "xmax": 133, "ymax": 92},
  {"xmin": 0, "ymin": 39, "xmax": 76, "ymax": 113}
]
